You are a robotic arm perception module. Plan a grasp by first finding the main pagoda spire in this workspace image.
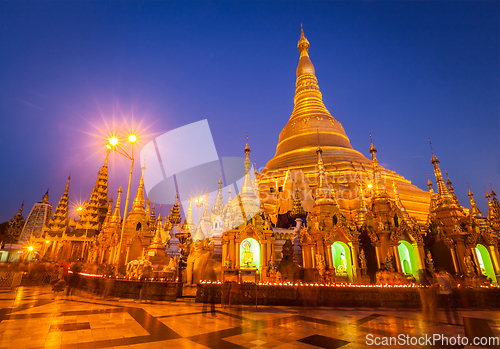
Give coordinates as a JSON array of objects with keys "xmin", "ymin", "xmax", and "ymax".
[{"xmin": 265, "ymin": 26, "xmax": 357, "ymax": 171}]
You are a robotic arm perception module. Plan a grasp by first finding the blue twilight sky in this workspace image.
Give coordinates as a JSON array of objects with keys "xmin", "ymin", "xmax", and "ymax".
[{"xmin": 0, "ymin": 1, "xmax": 498, "ymax": 222}]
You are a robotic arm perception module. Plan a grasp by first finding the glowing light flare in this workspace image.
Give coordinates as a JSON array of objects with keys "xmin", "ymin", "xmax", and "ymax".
[
  {"xmin": 28, "ymin": 246, "xmax": 33, "ymax": 251},
  {"xmin": 128, "ymin": 134, "xmax": 137, "ymax": 143},
  {"xmin": 367, "ymin": 183, "xmax": 373, "ymax": 189},
  {"xmin": 109, "ymin": 137, "xmax": 119, "ymax": 146}
]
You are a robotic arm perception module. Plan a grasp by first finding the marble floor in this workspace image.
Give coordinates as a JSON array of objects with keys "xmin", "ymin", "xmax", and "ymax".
[{"xmin": 0, "ymin": 286, "xmax": 499, "ymax": 349}]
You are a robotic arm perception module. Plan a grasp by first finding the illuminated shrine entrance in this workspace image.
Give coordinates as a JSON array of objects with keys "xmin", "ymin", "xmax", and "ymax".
[
  {"xmin": 240, "ymin": 238, "xmax": 260, "ymax": 271},
  {"xmin": 398, "ymin": 240, "xmax": 417, "ymax": 278},
  {"xmin": 475, "ymin": 244, "xmax": 497, "ymax": 284},
  {"xmin": 331, "ymin": 242, "xmax": 352, "ymax": 281}
]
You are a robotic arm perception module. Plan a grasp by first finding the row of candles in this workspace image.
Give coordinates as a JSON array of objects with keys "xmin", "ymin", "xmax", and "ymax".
[{"xmin": 73, "ymin": 271, "xmax": 497, "ymax": 288}]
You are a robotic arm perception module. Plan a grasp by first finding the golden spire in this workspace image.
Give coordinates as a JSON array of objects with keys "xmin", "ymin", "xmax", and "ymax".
[
  {"xmin": 427, "ymin": 173, "xmax": 434, "ymax": 192},
  {"xmin": 201, "ymin": 189, "xmax": 211, "ymax": 223},
  {"xmin": 40, "ymin": 188, "xmax": 49, "ymax": 204},
  {"xmin": 111, "ymin": 186, "xmax": 122, "ymax": 224},
  {"xmin": 151, "ymin": 212, "xmax": 163, "ymax": 246},
  {"xmin": 486, "ymin": 184, "xmax": 500, "ymax": 229},
  {"xmin": 445, "ymin": 170, "xmax": 461, "ymax": 207},
  {"xmin": 185, "ymin": 195, "xmax": 195, "ymax": 232},
  {"xmin": 429, "ymin": 139, "xmax": 453, "ymax": 206},
  {"xmin": 490, "ymin": 182, "xmax": 500, "ymax": 209},
  {"xmin": 240, "ymin": 136, "xmax": 258, "ymax": 220},
  {"xmin": 264, "ymin": 27, "xmax": 356, "ymax": 172},
  {"xmin": 468, "ymin": 186, "xmax": 484, "ymax": 218},
  {"xmin": 212, "ymin": 174, "xmax": 225, "ymax": 216},
  {"xmin": 291, "ymin": 190, "xmax": 306, "ymax": 219},
  {"xmin": 169, "ymin": 193, "xmax": 182, "ymax": 225},
  {"xmin": 369, "ymin": 135, "xmax": 386, "ymax": 196},
  {"xmin": 102, "ymin": 195, "xmax": 113, "ymax": 230},
  {"xmin": 315, "ymin": 146, "xmax": 333, "ymax": 204},
  {"xmin": 356, "ymin": 181, "xmax": 368, "ymax": 227},
  {"xmin": 130, "ymin": 163, "xmax": 146, "ymax": 215},
  {"xmin": 223, "ymin": 187, "xmax": 233, "ymax": 230}
]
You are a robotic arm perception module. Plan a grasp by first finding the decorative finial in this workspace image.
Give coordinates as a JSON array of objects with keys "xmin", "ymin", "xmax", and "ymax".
[
  {"xmin": 429, "ymin": 138, "xmax": 439, "ymax": 164},
  {"xmin": 244, "ymin": 133, "xmax": 250, "ymax": 153},
  {"xmin": 369, "ymin": 133, "xmax": 377, "ymax": 154},
  {"xmin": 297, "ymin": 24, "xmax": 310, "ymax": 55}
]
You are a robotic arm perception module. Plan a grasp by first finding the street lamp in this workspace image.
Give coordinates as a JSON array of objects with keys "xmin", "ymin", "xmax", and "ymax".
[
  {"xmin": 107, "ymin": 134, "xmax": 137, "ymax": 270},
  {"xmin": 194, "ymin": 196, "xmax": 204, "ymax": 225}
]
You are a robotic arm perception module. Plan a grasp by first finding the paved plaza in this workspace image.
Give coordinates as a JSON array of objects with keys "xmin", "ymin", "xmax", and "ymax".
[{"xmin": 0, "ymin": 286, "xmax": 499, "ymax": 349}]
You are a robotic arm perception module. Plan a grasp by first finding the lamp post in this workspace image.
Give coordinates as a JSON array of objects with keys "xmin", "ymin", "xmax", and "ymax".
[
  {"xmin": 108, "ymin": 134, "xmax": 137, "ymax": 271},
  {"xmin": 194, "ymin": 196, "xmax": 204, "ymax": 226}
]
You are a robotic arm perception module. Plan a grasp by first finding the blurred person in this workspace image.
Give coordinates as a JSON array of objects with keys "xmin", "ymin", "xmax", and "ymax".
[
  {"xmin": 436, "ymin": 269, "xmax": 460, "ymax": 325},
  {"xmin": 418, "ymin": 269, "xmax": 437, "ymax": 324}
]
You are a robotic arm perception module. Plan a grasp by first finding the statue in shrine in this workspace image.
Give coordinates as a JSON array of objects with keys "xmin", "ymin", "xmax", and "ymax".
[
  {"xmin": 186, "ymin": 238, "xmax": 213, "ymax": 285},
  {"xmin": 166, "ymin": 257, "xmax": 178, "ymax": 272},
  {"xmin": 464, "ymin": 249, "xmax": 476, "ymax": 277},
  {"xmin": 277, "ymin": 239, "xmax": 303, "ymax": 282},
  {"xmin": 224, "ymin": 255, "xmax": 233, "ymax": 269},
  {"xmin": 359, "ymin": 249, "xmax": 368, "ymax": 276},
  {"xmin": 268, "ymin": 254, "xmax": 277, "ymax": 274},
  {"xmin": 276, "ymin": 271, "xmax": 282, "ymax": 282},
  {"xmin": 324, "ymin": 269, "xmax": 333, "ymax": 284},
  {"xmin": 336, "ymin": 253, "xmax": 347, "ymax": 275},
  {"xmin": 425, "ymin": 250, "xmax": 435, "ymax": 273},
  {"xmin": 315, "ymin": 252, "xmax": 326, "ymax": 279},
  {"xmin": 385, "ymin": 251, "xmax": 394, "ymax": 272},
  {"xmin": 241, "ymin": 240, "xmax": 255, "ymax": 268}
]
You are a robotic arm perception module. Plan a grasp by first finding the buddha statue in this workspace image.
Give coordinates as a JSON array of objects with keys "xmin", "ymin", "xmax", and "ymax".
[
  {"xmin": 241, "ymin": 240, "xmax": 255, "ymax": 268},
  {"xmin": 337, "ymin": 253, "xmax": 347, "ymax": 275},
  {"xmin": 359, "ymin": 249, "xmax": 368, "ymax": 276},
  {"xmin": 186, "ymin": 239, "xmax": 213, "ymax": 285}
]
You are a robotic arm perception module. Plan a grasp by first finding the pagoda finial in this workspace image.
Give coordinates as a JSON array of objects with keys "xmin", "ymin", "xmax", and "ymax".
[
  {"xmin": 297, "ymin": 24, "xmax": 310, "ymax": 58},
  {"xmin": 40, "ymin": 188, "xmax": 49, "ymax": 204},
  {"xmin": 212, "ymin": 174, "xmax": 225, "ymax": 216},
  {"xmin": 429, "ymin": 138, "xmax": 439, "ymax": 164},
  {"xmin": 104, "ymin": 147, "xmax": 110, "ymax": 166},
  {"xmin": 369, "ymin": 133, "xmax": 377, "ymax": 158},
  {"xmin": 427, "ymin": 173, "xmax": 434, "ymax": 191},
  {"xmin": 130, "ymin": 165, "xmax": 146, "ymax": 214},
  {"xmin": 490, "ymin": 182, "xmax": 497, "ymax": 198},
  {"xmin": 485, "ymin": 185, "xmax": 491, "ymax": 200},
  {"xmin": 315, "ymin": 145, "xmax": 333, "ymax": 204},
  {"xmin": 428, "ymin": 141, "xmax": 454, "ymax": 206}
]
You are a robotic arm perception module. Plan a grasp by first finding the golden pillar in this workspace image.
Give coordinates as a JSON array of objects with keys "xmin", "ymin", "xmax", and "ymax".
[
  {"xmin": 235, "ymin": 240, "xmax": 241, "ymax": 268},
  {"xmin": 349, "ymin": 242, "xmax": 360, "ymax": 283},
  {"xmin": 415, "ymin": 243, "xmax": 426, "ymax": 271},
  {"xmin": 311, "ymin": 244, "xmax": 316, "ymax": 268},
  {"xmin": 392, "ymin": 244, "xmax": 402, "ymax": 273},
  {"xmin": 489, "ymin": 245, "xmax": 500, "ymax": 277},
  {"xmin": 125, "ymin": 245, "xmax": 131, "ymax": 265},
  {"xmin": 222, "ymin": 242, "xmax": 227, "ymax": 264},
  {"xmin": 325, "ymin": 243, "xmax": 333, "ymax": 269}
]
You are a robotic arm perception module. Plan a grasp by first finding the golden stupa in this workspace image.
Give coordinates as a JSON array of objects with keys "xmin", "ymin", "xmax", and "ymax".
[{"xmin": 260, "ymin": 28, "xmax": 430, "ymax": 224}]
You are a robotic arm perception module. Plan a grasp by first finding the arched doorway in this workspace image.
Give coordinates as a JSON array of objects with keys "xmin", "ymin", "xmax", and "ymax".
[
  {"xmin": 398, "ymin": 240, "xmax": 417, "ymax": 278},
  {"xmin": 240, "ymin": 238, "xmax": 260, "ymax": 271},
  {"xmin": 475, "ymin": 244, "xmax": 497, "ymax": 284},
  {"xmin": 332, "ymin": 241, "xmax": 352, "ymax": 281}
]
